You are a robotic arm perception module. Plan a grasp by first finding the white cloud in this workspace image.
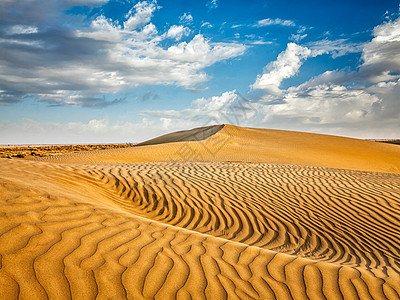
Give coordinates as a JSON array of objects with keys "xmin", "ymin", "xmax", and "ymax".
[
  {"xmin": 179, "ymin": 12, "xmax": 193, "ymax": 24},
  {"xmin": 264, "ymin": 84, "xmax": 380, "ymax": 124},
  {"xmin": 308, "ymin": 39, "xmax": 364, "ymax": 58},
  {"xmin": 252, "ymin": 43, "xmax": 311, "ymax": 94},
  {"xmin": 166, "ymin": 25, "xmax": 190, "ymax": 41},
  {"xmin": 294, "ymin": 70, "xmax": 350, "ymax": 89},
  {"xmin": 246, "ymin": 32, "xmax": 394, "ymax": 135},
  {"xmin": 359, "ymin": 17, "xmax": 400, "ymax": 82},
  {"xmin": 298, "ymin": 26, "xmax": 307, "ymax": 34},
  {"xmin": 82, "ymin": 15, "xmax": 123, "ymax": 42},
  {"xmin": 290, "ymin": 33, "xmax": 307, "ymax": 42},
  {"xmin": 255, "ymin": 18, "xmax": 295, "ymax": 27},
  {"xmin": 251, "ymin": 40, "xmax": 273, "ymax": 45},
  {"xmin": 201, "ymin": 21, "xmax": 213, "ymax": 28},
  {"xmin": 367, "ymin": 78, "xmax": 400, "ymax": 120},
  {"xmin": 75, "ymin": 24, "xmax": 245, "ymax": 89},
  {"xmin": 0, "ymin": 1, "xmax": 246, "ymax": 105},
  {"xmin": 207, "ymin": 0, "xmax": 218, "ymax": 10},
  {"xmin": 79, "ymin": 19, "xmax": 245, "ymax": 88},
  {"xmin": 7, "ymin": 25, "xmax": 38, "ymax": 35},
  {"xmin": 144, "ymin": 90, "xmax": 235, "ymax": 123},
  {"xmin": 123, "ymin": 0, "xmax": 159, "ymax": 30},
  {"xmin": 243, "ymin": 34, "xmax": 272, "ymax": 45},
  {"xmin": 141, "ymin": 80, "xmax": 399, "ymax": 139},
  {"xmin": 142, "ymin": 90, "xmax": 259, "ymax": 132},
  {"xmin": 166, "ymin": 34, "xmax": 245, "ymax": 67},
  {"xmin": 139, "ymin": 17, "xmax": 400, "ymax": 139},
  {"xmin": 249, "ymin": 17, "xmax": 400, "ymax": 137},
  {"xmin": 199, "ymin": 90, "xmax": 238, "ymax": 112}
]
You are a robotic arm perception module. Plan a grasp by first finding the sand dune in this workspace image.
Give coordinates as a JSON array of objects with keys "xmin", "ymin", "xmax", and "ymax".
[
  {"xmin": 37, "ymin": 124, "xmax": 400, "ymax": 174},
  {"xmin": 1, "ymin": 125, "xmax": 400, "ymax": 299},
  {"xmin": 136, "ymin": 124, "xmax": 224, "ymax": 146}
]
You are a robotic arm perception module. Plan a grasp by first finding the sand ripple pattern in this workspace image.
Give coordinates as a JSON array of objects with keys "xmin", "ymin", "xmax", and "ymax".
[
  {"xmin": 1, "ymin": 160, "xmax": 400, "ymax": 299},
  {"xmin": 74, "ymin": 163, "xmax": 400, "ymax": 274}
]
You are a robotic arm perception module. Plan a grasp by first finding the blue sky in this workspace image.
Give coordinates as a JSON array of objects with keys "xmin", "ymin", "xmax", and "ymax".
[{"xmin": 0, "ymin": 0, "xmax": 399, "ymax": 144}]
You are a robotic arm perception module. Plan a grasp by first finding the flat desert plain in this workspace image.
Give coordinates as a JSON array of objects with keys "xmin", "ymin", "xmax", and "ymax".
[{"xmin": 1, "ymin": 124, "xmax": 400, "ymax": 299}]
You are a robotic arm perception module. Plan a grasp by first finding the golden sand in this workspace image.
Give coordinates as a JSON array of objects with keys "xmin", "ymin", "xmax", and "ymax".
[
  {"xmin": 37, "ymin": 124, "xmax": 400, "ymax": 174},
  {"xmin": 1, "ymin": 125, "xmax": 399, "ymax": 299}
]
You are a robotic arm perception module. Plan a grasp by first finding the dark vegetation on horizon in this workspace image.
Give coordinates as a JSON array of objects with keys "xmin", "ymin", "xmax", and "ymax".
[
  {"xmin": 0, "ymin": 143, "xmax": 134, "ymax": 159},
  {"xmin": 373, "ymin": 140, "xmax": 400, "ymax": 146}
]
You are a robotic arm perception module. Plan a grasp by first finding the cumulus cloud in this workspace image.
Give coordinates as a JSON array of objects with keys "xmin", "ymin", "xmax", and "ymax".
[
  {"xmin": 252, "ymin": 78, "xmax": 400, "ymax": 138},
  {"xmin": 179, "ymin": 13, "xmax": 193, "ymax": 24},
  {"xmin": 142, "ymin": 90, "xmax": 258, "ymax": 130},
  {"xmin": 166, "ymin": 35, "xmax": 245, "ymax": 68},
  {"xmin": 359, "ymin": 17, "xmax": 400, "ymax": 82},
  {"xmin": 134, "ymin": 15, "xmax": 400, "ymax": 139},
  {"xmin": 247, "ymin": 16, "xmax": 400, "ymax": 137},
  {"xmin": 263, "ymin": 84, "xmax": 380, "ymax": 125},
  {"xmin": 144, "ymin": 90, "xmax": 237, "ymax": 120},
  {"xmin": 255, "ymin": 18, "xmax": 295, "ymax": 27},
  {"xmin": 367, "ymin": 78, "xmax": 400, "ymax": 120},
  {"xmin": 252, "ymin": 43, "xmax": 312, "ymax": 94},
  {"xmin": 166, "ymin": 25, "xmax": 190, "ymax": 40},
  {"xmin": 123, "ymin": 1, "xmax": 159, "ymax": 30},
  {"xmin": 0, "ymin": 0, "xmax": 246, "ymax": 106},
  {"xmin": 294, "ymin": 70, "xmax": 352, "ymax": 89}
]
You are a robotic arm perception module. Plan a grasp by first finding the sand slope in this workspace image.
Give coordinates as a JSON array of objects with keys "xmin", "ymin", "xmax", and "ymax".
[
  {"xmin": 37, "ymin": 124, "xmax": 400, "ymax": 174},
  {"xmin": 1, "ymin": 125, "xmax": 400, "ymax": 299},
  {"xmin": 136, "ymin": 124, "xmax": 224, "ymax": 146}
]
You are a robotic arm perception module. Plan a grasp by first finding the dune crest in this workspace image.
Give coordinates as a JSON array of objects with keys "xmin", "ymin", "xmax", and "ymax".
[
  {"xmin": 136, "ymin": 124, "xmax": 224, "ymax": 146},
  {"xmin": 37, "ymin": 124, "xmax": 400, "ymax": 174}
]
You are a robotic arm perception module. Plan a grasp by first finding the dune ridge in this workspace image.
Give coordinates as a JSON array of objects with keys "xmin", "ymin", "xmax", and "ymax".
[
  {"xmin": 136, "ymin": 124, "xmax": 224, "ymax": 146},
  {"xmin": 1, "ymin": 158, "xmax": 400, "ymax": 299},
  {"xmin": 37, "ymin": 124, "xmax": 400, "ymax": 174}
]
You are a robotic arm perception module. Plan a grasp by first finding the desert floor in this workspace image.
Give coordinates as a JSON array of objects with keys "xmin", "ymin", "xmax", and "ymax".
[{"xmin": 1, "ymin": 124, "xmax": 400, "ymax": 299}]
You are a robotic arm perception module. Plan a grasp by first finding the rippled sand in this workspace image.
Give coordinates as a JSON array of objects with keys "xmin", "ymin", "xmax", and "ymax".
[{"xmin": 1, "ymin": 125, "xmax": 400, "ymax": 299}]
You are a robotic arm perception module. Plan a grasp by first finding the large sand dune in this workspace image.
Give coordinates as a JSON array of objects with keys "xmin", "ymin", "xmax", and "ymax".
[
  {"xmin": 37, "ymin": 124, "xmax": 400, "ymax": 174},
  {"xmin": 1, "ymin": 125, "xmax": 400, "ymax": 299}
]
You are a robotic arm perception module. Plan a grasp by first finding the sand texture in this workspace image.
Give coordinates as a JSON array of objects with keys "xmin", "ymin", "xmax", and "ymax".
[{"xmin": 1, "ymin": 125, "xmax": 400, "ymax": 299}]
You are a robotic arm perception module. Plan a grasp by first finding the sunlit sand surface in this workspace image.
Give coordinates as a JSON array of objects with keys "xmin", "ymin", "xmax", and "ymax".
[
  {"xmin": 37, "ymin": 124, "xmax": 400, "ymax": 174},
  {"xmin": 1, "ymin": 125, "xmax": 400, "ymax": 299}
]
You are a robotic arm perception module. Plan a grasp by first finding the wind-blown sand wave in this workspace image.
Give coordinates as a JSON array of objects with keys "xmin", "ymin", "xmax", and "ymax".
[
  {"xmin": 1, "ymin": 158, "xmax": 399, "ymax": 299},
  {"xmin": 2, "ymin": 125, "xmax": 400, "ymax": 299}
]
